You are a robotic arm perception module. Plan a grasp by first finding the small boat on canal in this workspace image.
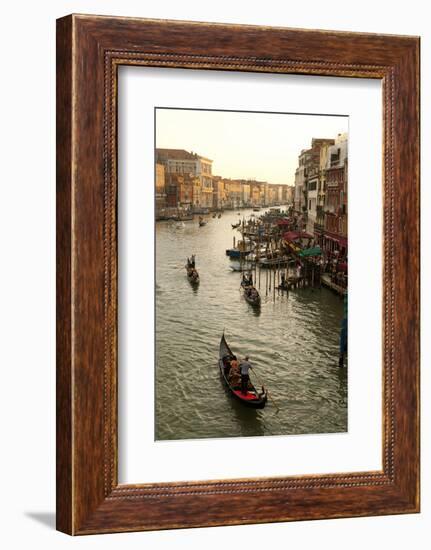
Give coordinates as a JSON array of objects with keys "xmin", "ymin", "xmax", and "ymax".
[
  {"xmin": 178, "ymin": 213, "xmax": 193, "ymax": 221},
  {"xmin": 242, "ymin": 284, "xmax": 261, "ymax": 306},
  {"xmin": 231, "ymin": 221, "xmax": 241, "ymax": 229},
  {"xmin": 198, "ymin": 216, "xmax": 207, "ymax": 227},
  {"xmin": 226, "ymin": 248, "xmax": 251, "ymax": 259},
  {"xmin": 185, "ymin": 257, "xmax": 199, "ymax": 284},
  {"xmin": 229, "ymin": 260, "xmax": 254, "ymax": 272},
  {"xmin": 218, "ymin": 334, "xmax": 267, "ymax": 409}
]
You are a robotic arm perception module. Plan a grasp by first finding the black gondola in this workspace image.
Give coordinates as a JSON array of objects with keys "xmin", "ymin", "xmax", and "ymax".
[
  {"xmin": 218, "ymin": 334, "xmax": 267, "ymax": 409},
  {"xmin": 241, "ymin": 284, "xmax": 261, "ymax": 306},
  {"xmin": 185, "ymin": 259, "xmax": 199, "ymax": 284},
  {"xmin": 231, "ymin": 222, "xmax": 241, "ymax": 229}
]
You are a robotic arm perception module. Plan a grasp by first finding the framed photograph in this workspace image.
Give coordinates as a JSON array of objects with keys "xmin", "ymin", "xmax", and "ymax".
[{"xmin": 56, "ymin": 14, "xmax": 420, "ymax": 535}]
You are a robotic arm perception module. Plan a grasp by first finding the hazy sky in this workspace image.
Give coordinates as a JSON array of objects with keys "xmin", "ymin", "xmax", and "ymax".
[{"xmin": 156, "ymin": 108, "xmax": 348, "ymax": 185}]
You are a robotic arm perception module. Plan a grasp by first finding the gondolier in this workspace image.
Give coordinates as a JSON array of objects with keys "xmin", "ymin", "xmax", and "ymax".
[
  {"xmin": 218, "ymin": 334, "xmax": 266, "ymax": 408},
  {"xmin": 239, "ymin": 356, "xmax": 253, "ymax": 395}
]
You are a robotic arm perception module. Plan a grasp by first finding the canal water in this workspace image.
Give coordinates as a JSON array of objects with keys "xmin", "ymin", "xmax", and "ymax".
[{"xmin": 155, "ymin": 208, "xmax": 347, "ymax": 440}]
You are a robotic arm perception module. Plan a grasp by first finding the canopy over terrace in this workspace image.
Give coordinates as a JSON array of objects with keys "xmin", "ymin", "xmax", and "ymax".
[{"xmin": 283, "ymin": 230, "xmax": 314, "ymax": 242}]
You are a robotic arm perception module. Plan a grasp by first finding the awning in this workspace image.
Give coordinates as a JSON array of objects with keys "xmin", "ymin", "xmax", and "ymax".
[
  {"xmin": 283, "ymin": 231, "xmax": 300, "ymax": 241},
  {"xmin": 277, "ymin": 219, "xmax": 292, "ymax": 226},
  {"xmin": 283, "ymin": 230, "xmax": 313, "ymax": 241},
  {"xmin": 323, "ymin": 234, "xmax": 348, "ymax": 247},
  {"xmin": 299, "ymin": 246, "xmax": 322, "ymax": 257}
]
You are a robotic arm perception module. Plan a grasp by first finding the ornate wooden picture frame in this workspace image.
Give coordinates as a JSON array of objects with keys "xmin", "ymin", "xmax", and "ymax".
[{"xmin": 56, "ymin": 14, "xmax": 420, "ymax": 535}]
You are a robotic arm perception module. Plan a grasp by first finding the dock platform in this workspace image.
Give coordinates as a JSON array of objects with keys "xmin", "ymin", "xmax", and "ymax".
[{"xmin": 321, "ymin": 274, "xmax": 347, "ymax": 296}]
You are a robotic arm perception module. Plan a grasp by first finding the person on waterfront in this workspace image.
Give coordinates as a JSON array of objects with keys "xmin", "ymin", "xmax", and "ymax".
[
  {"xmin": 239, "ymin": 356, "xmax": 253, "ymax": 395},
  {"xmin": 296, "ymin": 262, "xmax": 302, "ymax": 279}
]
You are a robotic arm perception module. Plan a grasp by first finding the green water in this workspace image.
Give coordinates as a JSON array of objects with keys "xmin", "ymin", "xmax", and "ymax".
[{"xmin": 155, "ymin": 208, "xmax": 347, "ymax": 440}]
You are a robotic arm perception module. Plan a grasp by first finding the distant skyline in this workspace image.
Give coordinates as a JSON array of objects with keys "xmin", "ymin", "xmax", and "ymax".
[{"xmin": 156, "ymin": 108, "xmax": 348, "ymax": 185}]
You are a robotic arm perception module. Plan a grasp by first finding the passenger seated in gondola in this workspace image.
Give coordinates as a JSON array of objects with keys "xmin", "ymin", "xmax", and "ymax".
[
  {"xmin": 247, "ymin": 287, "xmax": 258, "ymax": 299},
  {"xmin": 223, "ymin": 354, "xmax": 233, "ymax": 376},
  {"xmin": 229, "ymin": 369, "xmax": 241, "ymax": 388},
  {"xmin": 230, "ymin": 355, "xmax": 239, "ymax": 372},
  {"xmin": 190, "ymin": 254, "xmax": 196, "ymax": 268}
]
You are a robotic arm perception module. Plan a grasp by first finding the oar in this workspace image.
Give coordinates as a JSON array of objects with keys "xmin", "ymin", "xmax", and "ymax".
[
  {"xmin": 250, "ymin": 370, "xmax": 280, "ymax": 414},
  {"xmin": 266, "ymin": 390, "xmax": 281, "ymax": 414}
]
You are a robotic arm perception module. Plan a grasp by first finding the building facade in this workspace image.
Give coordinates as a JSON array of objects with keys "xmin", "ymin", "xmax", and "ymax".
[
  {"xmin": 321, "ymin": 133, "xmax": 348, "ymax": 258},
  {"xmin": 320, "ymin": 134, "xmax": 348, "ymax": 257},
  {"xmin": 155, "ymin": 163, "xmax": 166, "ymax": 215},
  {"xmin": 156, "ymin": 148, "xmax": 213, "ymax": 210},
  {"xmin": 293, "ymin": 134, "xmax": 348, "ymax": 258}
]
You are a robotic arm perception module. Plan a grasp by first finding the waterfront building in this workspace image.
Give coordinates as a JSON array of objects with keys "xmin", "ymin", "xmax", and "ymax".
[
  {"xmin": 192, "ymin": 176, "xmax": 202, "ymax": 209},
  {"xmin": 223, "ymin": 179, "xmax": 242, "ymax": 208},
  {"xmin": 267, "ymin": 183, "xmax": 283, "ymax": 206},
  {"xmin": 294, "ymin": 149, "xmax": 310, "ymax": 212},
  {"xmin": 241, "ymin": 181, "xmax": 251, "ymax": 206},
  {"xmin": 294, "ymin": 138, "xmax": 335, "ymax": 217},
  {"xmin": 155, "ymin": 163, "xmax": 166, "ymax": 215},
  {"xmin": 164, "ymin": 173, "xmax": 195, "ymax": 210},
  {"xmin": 261, "ymin": 182, "xmax": 269, "ymax": 206},
  {"xmin": 306, "ymin": 165, "xmax": 319, "ymax": 232},
  {"xmin": 156, "ymin": 148, "xmax": 213, "ymax": 210},
  {"xmin": 321, "ymin": 133, "xmax": 348, "ymax": 259},
  {"xmin": 250, "ymin": 182, "xmax": 261, "ymax": 206},
  {"xmin": 212, "ymin": 176, "xmax": 227, "ymax": 209},
  {"xmin": 283, "ymin": 185, "xmax": 294, "ymax": 205},
  {"xmin": 314, "ymin": 142, "xmax": 333, "ymax": 245},
  {"xmin": 276, "ymin": 184, "xmax": 284, "ymax": 204}
]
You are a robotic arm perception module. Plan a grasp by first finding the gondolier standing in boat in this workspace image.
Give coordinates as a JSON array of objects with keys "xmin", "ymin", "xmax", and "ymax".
[{"xmin": 239, "ymin": 356, "xmax": 253, "ymax": 395}]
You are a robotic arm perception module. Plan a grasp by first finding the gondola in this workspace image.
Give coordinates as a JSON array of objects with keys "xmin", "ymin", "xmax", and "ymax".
[
  {"xmin": 217, "ymin": 213, "xmax": 222, "ymax": 218},
  {"xmin": 185, "ymin": 261, "xmax": 199, "ymax": 284},
  {"xmin": 218, "ymin": 334, "xmax": 267, "ymax": 408},
  {"xmin": 198, "ymin": 216, "xmax": 207, "ymax": 227},
  {"xmin": 240, "ymin": 278, "xmax": 261, "ymax": 306},
  {"xmin": 231, "ymin": 222, "xmax": 241, "ymax": 229},
  {"xmin": 242, "ymin": 285, "xmax": 261, "ymax": 306}
]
